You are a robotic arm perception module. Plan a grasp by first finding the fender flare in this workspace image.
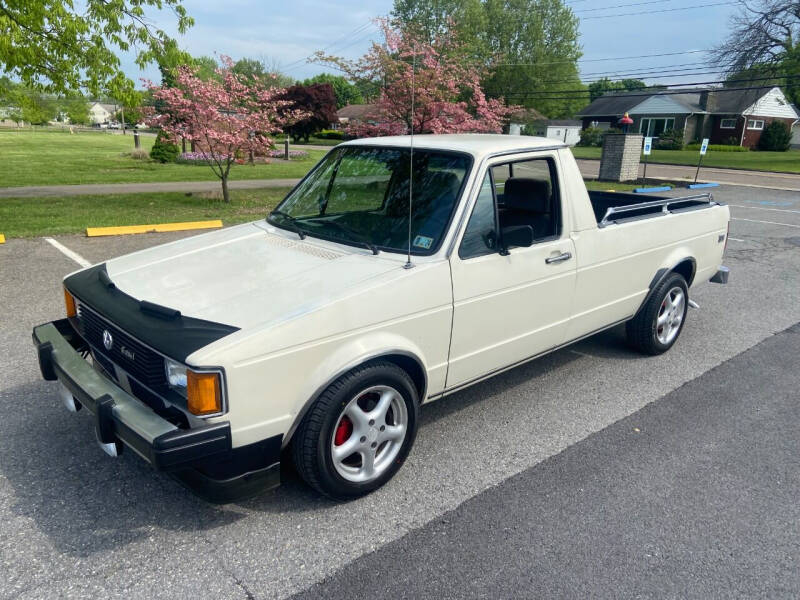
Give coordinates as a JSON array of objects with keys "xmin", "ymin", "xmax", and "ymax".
[
  {"xmin": 635, "ymin": 257, "xmax": 696, "ymax": 316},
  {"xmin": 280, "ymin": 347, "xmax": 428, "ymax": 449}
]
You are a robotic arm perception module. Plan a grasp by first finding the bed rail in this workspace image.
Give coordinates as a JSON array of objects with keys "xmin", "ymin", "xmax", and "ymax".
[{"xmin": 598, "ymin": 193, "xmax": 718, "ymax": 228}]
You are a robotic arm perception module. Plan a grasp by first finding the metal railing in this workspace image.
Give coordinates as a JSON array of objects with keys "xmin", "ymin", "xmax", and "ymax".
[{"xmin": 598, "ymin": 193, "xmax": 717, "ymax": 227}]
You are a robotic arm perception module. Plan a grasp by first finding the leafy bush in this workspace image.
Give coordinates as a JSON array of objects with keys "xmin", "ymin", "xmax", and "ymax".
[
  {"xmin": 149, "ymin": 130, "xmax": 179, "ymax": 163},
  {"xmin": 129, "ymin": 149, "xmax": 149, "ymax": 160},
  {"xmin": 577, "ymin": 126, "xmax": 603, "ymax": 147},
  {"xmin": 316, "ymin": 129, "xmax": 344, "ymax": 140},
  {"xmin": 656, "ymin": 128, "xmax": 684, "ymax": 150},
  {"xmin": 758, "ymin": 120, "xmax": 792, "ymax": 151},
  {"xmin": 685, "ymin": 143, "xmax": 749, "ymax": 152}
]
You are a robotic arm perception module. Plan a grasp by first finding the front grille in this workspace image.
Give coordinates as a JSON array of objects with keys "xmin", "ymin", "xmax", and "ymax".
[{"xmin": 78, "ymin": 304, "xmax": 167, "ymax": 388}]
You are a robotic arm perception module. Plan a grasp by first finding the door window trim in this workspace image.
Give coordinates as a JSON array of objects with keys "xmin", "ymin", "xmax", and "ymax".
[{"xmin": 456, "ymin": 153, "xmax": 564, "ymax": 260}]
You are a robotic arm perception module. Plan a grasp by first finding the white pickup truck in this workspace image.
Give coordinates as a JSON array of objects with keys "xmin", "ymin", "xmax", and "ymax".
[{"xmin": 33, "ymin": 134, "xmax": 730, "ymax": 501}]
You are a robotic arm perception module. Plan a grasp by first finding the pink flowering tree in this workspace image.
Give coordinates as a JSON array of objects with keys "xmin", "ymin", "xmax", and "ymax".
[
  {"xmin": 147, "ymin": 58, "xmax": 304, "ymax": 202},
  {"xmin": 313, "ymin": 19, "xmax": 515, "ymax": 136}
]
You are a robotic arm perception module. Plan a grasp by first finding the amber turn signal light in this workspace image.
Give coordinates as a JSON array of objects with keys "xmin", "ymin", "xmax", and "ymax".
[
  {"xmin": 64, "ymin": 288, "xmax": 77, "ymax": 318},
  {"xmin": 187, "ymin": 370, "xmax": 222, "ymax": 415}
]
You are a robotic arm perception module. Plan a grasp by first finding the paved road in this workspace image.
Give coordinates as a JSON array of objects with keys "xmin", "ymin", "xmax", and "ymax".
[
  {"xmin": 295, "ymin": 321, "xmax": 800, "ymax": 600},
  {"xmin": 0, "ymin": 178, "xmax": 301, "ymax": 198},
  {"xmin": 1, "ymin": 184, "xmax": 799, "ymax": 598},
  {"xmin": 576, "ymin": 159, "xmax": 800, "ymax": 192},
  {"xmin": 1, "ymin": 156, "xmax": 798, "ymax": 198}
]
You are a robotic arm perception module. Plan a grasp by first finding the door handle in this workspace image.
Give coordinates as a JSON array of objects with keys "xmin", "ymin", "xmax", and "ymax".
[{"xmin": 545, "ymin": 251, "xmax": 572, "ymax": 264}]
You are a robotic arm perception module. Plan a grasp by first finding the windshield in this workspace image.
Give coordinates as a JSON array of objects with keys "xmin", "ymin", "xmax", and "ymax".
[{"xmin": 269, "ymin": 146, "xmax": 472, "ymax": 255}]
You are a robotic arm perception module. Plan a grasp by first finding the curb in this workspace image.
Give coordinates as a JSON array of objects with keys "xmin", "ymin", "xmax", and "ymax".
[
  {"xmin": 0, "ymin": 233, "xmax": 5, "ymax": 244},
  {"xmin": 86, "ymin": 220, "xmax": 223, "ymax": 237},
  {"xmin": 634, "ymin": 186, "xmax": 672, "ymax": 193}
]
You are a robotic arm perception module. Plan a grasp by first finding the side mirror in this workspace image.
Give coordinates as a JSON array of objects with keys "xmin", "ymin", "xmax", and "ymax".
[{"xmin": 500, "ymin": 225, "xmax": 534, "ymax": 252}]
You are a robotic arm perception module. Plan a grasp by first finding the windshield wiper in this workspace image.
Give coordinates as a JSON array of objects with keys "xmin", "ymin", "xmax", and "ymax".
[
  {"xmin": 317, "ymin": 218, "xmax": 379, "ymax": 255},
  {"xmin": 268, "ymin": 209, "xmax": 306, "ymax": 240}
]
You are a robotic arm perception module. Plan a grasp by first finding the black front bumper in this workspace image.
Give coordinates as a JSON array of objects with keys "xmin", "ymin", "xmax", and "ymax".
[{"xmin": 33, "ymin": 319, "xmax": 280, "ymax": 502}]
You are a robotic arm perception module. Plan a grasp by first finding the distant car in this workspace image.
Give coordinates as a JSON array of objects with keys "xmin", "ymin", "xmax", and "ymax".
[
  {"xmin": 107, "ymin": 121, "xmax": 121, "ymax": 130},
  {"xmin": 91, "ymin": 122, "xmax": 108, "ymax": 129},
  {"xmin": 33, "ymin": 134, "xmax": 730, "ymax": 502}
]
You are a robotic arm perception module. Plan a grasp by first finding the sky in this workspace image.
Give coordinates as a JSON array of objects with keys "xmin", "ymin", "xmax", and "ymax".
[{"xmin": 121, "ymin": 0, "xmax": 743, "ymax": 89}]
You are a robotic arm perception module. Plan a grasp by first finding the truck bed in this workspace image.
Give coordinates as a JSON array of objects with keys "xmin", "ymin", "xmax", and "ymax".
[{"xmin": 587, "ymin": 190, "xmax": 717, "ymax": 227}]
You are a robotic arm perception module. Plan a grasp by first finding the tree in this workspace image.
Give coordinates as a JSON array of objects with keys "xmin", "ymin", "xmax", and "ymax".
[
  {"xmin": 587, "ymin": 78, "xmax": 647, "ymax": 102},
  {"xmin": 280, "ymin": 84, "xmax": 338, "ymax": 141},
  {"xmin": 233, "ymin": 57, "xmax": 296, "ymax": 88},
  {"xmin": 302, "ymin": 73, "xmax": 364, "ymax": 108},
  {"xmin": 313, "ymin": 18, "xmax": 515, "ymax": 136},
  {"xmin": 391, "ymin": 0, "xmax": 583, "ymax": 118},
  {"xmin": 0, "ymin": 0, "xmax": 193, "ymax": 101},
  {"xmin": 147, "ymin": 57, "xmax": 303, "ymax": 202},
  {"xmin": 713, "ymin": 0, "xmax": 800, "ymax": 104},
  {"xmin": 61, "ymin": 95, "xmax": 91, "ymax": 125}
]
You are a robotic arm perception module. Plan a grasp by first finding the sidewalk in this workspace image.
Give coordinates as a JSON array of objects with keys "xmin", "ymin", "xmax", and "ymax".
[
  {"xmin": 2, "ymin": 159, "xmax": 798, "ymax": 198},
  {"xmin": 0, "ymin": 179, "xmax": 301, "ymax": 198},
  {"xmin": 576, "ymin": 159, "xmax": 800, "ymax": 192}
]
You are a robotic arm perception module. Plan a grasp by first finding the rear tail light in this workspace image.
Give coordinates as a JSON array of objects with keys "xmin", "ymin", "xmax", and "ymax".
[
  {"xmin": 187, "ymin": 370, "xmax": 222, "ymax": 415},
  {"xmin": 64, "ymin": 288, "xmax": 77, "ymax": 318}
]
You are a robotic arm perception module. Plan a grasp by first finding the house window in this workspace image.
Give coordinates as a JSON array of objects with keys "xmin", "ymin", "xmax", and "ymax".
[
  {"xmin": 720, "ymin": 118, "xmax": 737, "ymax": 129},
  {"xmin": 639, "ymin": 118, "xmax": 675, "ymax": 137},
  {"xmin": 747, "ymin": 119, "xmax": 765, "ymax": 130}
]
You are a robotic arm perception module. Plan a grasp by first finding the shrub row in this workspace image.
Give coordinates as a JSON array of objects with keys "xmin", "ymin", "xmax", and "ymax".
[
  {"xmin": 685, "ymin": 143, "xmax": 749, "ymax": 152},
  {"xmin": 315, "ymin": 129, "xmax": 344, "ymax": 140}
]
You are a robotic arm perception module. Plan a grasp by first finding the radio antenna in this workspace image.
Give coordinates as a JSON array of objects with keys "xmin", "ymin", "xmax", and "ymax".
[{"xmin": 404, "ymin": 47, "xmax": 416, "ymax": 270}]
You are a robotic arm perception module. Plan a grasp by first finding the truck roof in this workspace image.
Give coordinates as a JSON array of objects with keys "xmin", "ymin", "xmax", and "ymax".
[{"xmin": 340, "ymin": 134, "xmax": 566, "ymax": 160}]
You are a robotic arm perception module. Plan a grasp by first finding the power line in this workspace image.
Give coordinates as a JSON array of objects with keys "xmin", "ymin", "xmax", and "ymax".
[
  {"xmin": 582, "ymin": 1, "xmax": 736, "ymax": 19},
  {"xmin": 280, "ymin": 20, "xmax": 377, "ymax": 71},
  {"xmin": 491, "ymin": 48, "xmax": 712, "ymax": 67},
  {"xmin": 491, "ymin": 78, "xmax": 799, "ymax": 100},
  {"xmin": 575, "ymin": 0, "xmax": 676, "ymax": 13}
]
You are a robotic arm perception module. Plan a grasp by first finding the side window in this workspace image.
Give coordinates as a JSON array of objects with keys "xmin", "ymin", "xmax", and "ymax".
[
  {"xmin": 496, "ymin": 157, "xmax": 560, "ymax": 242},
  {"xmin": 459, "ymin": 172, "xmax": 497, "ymax": 259}
]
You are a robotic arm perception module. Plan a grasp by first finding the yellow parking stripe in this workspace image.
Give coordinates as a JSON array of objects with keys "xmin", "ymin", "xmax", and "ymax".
[
  {"xmin": 86, "ymin": 220, "xmax": 223, "ymax": 237},
  {"xmin": 0, "ymin": 234, "xmax": 5, "ymax": 244}
]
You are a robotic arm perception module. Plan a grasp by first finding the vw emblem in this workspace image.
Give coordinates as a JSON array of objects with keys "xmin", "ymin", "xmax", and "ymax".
[{"xmin": 102, "ymin": 329, "xmax": 113, "ymax": 351}]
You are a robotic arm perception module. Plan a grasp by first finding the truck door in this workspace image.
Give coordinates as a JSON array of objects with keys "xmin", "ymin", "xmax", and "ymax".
[{"xmin": 446, "ymin": 154, "xmax": 576, "ymax": 390}]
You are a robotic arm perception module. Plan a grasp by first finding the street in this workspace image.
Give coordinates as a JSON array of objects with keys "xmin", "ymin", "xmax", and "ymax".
[{"xmin": 1, "ymin": 184, "xmax": 799, "ymax": 599}]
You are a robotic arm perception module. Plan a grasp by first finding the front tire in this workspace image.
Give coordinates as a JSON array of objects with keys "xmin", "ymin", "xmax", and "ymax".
[
  {"xmin": 626, "ymin": 272, "xmax": 689, "ymax": 355},
  {"xmin": 291, "ymin": 361, "xmax": 419, "ymax": 500}
]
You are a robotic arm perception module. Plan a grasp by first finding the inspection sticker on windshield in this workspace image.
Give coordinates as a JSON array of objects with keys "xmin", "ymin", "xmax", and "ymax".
[{"xmin": 413, "ymin": 235, "xmax": 433, "ymax": 249}]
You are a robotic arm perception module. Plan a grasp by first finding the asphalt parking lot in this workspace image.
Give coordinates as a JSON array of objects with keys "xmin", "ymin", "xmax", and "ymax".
[{"xmin": 1, "ymin": 183, "xmax": 799, "ymax": 599}]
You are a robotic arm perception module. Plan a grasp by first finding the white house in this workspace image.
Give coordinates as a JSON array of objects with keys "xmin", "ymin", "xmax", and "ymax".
[{"xmin": 89, "ymin": 102, "xmax": 119, "ymax": 125}]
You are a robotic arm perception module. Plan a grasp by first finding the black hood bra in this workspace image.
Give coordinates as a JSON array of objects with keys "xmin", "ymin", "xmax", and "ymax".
[{"xmin": 64, "ymin": 264, "xmax": 239, "ymax": 362}]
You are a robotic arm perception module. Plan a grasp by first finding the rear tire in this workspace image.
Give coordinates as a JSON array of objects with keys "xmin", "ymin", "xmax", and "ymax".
[
  {"xmin": 291, "ymin": 361, "xmax": 418, "ymax": 500},
  {"xmin": 626, "ymin": 272, "xmax": 689, "ymax": 355}
]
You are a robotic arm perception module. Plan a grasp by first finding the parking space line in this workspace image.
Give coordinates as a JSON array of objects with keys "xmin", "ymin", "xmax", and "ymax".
[
  {"xmin": 731, "ymin": 218, "xmax": 800, "ymax": 229},
  {"xmin": 729, "ymin": 205, "xmax": 800, "ymax": 214},
  {"xmin": 728, "ymin": 237, "xmax": 746, "ymax": 242},
  {"xmin": 43, "ymin": 237, "xmax": 91, "ymax": 268},
  {"xmin": 570, "ymin": 350, "xmax": 594, "ymax": 358}
]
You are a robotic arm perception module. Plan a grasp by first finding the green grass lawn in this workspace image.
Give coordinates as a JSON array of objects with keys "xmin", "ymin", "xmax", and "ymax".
[
  {"xmin": 0, "ymin": 180, "xmax": 648, "ymax": 238},
  {"xmin": 571, "ymin": 146, "xmax": 800, "ymax": 174},
  {"xmin": 0, "ymin": 188, "xmax": 292, "ymax": 237},
  {"xmin": 0, "ymin": 129, "xmax": 325, "ymax": 187}
]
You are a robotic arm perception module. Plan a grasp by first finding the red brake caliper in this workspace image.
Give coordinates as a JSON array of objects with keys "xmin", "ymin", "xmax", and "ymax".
[{"xmin": 334, "ymin": 416, "xmax": 353, "ymax": 446}]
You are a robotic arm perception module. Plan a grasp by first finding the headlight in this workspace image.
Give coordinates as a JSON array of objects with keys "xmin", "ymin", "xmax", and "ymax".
[{"xmin": 165, "ymin": 358, "xmax": 187, "ymax": 395}]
